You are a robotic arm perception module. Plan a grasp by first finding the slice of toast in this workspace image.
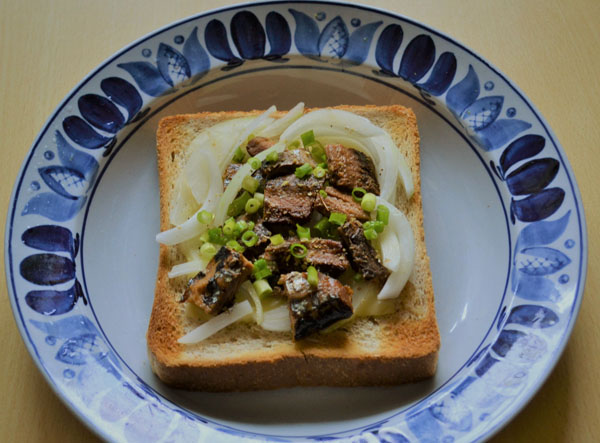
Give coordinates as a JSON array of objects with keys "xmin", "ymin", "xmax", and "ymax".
[{"xmin": 148, "ymin": 105, "xmax": 440, "ymax": 391}]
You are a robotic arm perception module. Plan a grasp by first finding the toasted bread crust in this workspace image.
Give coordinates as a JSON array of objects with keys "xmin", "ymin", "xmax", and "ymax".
[{"xmin": 147, "ymin": 105, "xmax": 440, "ymax": 391}]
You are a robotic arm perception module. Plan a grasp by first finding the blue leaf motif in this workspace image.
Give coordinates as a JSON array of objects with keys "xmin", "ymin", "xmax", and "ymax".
[
  {"xmin": 39, "ymin": 166, "xmax": 87, "ymax": 199},
  {"xmin": 56, "ymin": 131, "xmax": 99, "ymax": 183},
  {"xmin": 446, "ymin": 65, "xmax": 480, "ymax": 116},
  {"xmin": 22, "ymin": 225, "xmax": 74, "ymax": 254},
  {"xmin": 117, "ymin": 61, "xmax": 174, "ymax": 96},
  {"xmin": 476, "ymin": 118, "xmax": 532, "ymax": 151},
  {"xmin": 62, "ymin": 116, "xmax": 113, "ymax": 149},
  {"xmin": 22, "ymin": 192, "xmax": 87, "ymax": 222},
  {"xmin": 376, "ymin": 428, "xmax": 410, "ymax": 443},
  {"xmin": 506, "ymin": 158, "xmax": 559, "ymax": 195},
  {"xmin": 100, "ymin": 77, "xmax": 142, "ymax": 122},
  {"xmin": 30, "ymin": 314, "xmax": 97, "ymax": 338},
  {"xmin": 507, "ymin": 304, "xmax": 559, "ymax": 328},
  {"xmin": 492, "ymin": 330, "xmax": 527, "ymax": 357},
  {"xmin": 78, "ymin": 94, "xmax": 125, "ymax": 134},
  {"xmin": 205, "ymin": 19, "xmax": 243, "ymax": 68},
  {"xmin": 467, "ymin": 344, "xmax": 490, "ymax": 367},
  {"xmin": 25, "ymin": 281, "xmax": 84, "ymax": 316},
  {"xmin": 318, "ymin": 16, "xmax": 349, "ymax": 59},
  {"xmin": 157, "ymin": 43, "xmax": 191, "ymax": 87},
  {"xmin": 417, "ymin": 52, "xmax": 457, "ymax": 96},
  {"xmin": 398, "ymin": 34, "xmax": 435, "ymax": 83},
  {"xmin": 429, "ymin": 395, "xmax": 472, "ymax": 432},
  {"xmin": 342, "ymin": 21, "xmax": 382, "ymax": 65},
  {"xmin": 512, "ymin": 272, "xmax": 560, "ymax": 301},
  {"xmin": 289, "ymin": 9, "xmax": 320, "ymax": 58},
  {"xmin": 515, "ymin": 210, "xmax": 571, "ymax": 251},
  {"xmin": 183, "ymin": 27, "xmax": 210, "ymax": 79},
  {"xmin": 231, "ymin": 11, "xmax": 265, "ymax": 59},
  {"xmin": 56, "ymin": 333, "xmax": 105, "ymax": 365},
  {"xmin": 460, "ymin": 96, "xmax": 503, "ymax": 131},
  {"xmin": 20, "ymin": 253, "xmax": 75, "ymax": 285},
  {"xmin": 406, "ymin": 408, "xmax": 444, "ymax": 442},
  {"xmin": 516, "ymin": 247, "xmax": 570, "ymax": 276},
  {"xmin": 500, "ymin": 134, "xmax": 546, "ymax": 173},
  {"xmin": 375, "ymin": 24, "xmax": 403, "ymax": 75},
  {"xmin": 265, "ymin": 12, "xmax": 291, "ymax": 58},
  {"xmin": 511, "ymin": 187, "xmax": 565, "ymax": 222},
  {"xmin": 475, "ymin": 353, "xmax": 499, "ymax": 376}
]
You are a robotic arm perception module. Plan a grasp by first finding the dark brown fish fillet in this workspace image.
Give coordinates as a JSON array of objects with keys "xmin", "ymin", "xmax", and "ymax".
[
  {"xmin": 315, "ymin": 186, "xmax": 370, "ymax": 221},
  {"xmin": 325, "ymin": 144, "xmax": 380, "ymax": 195},
  {"xmin": 246, "ymin": 137, "xmax": 274, "ymax": 157},
  {"xmin": 338, "ymin": 219, "xmax": 390, "ymax": 283},
  {"xmin": 279, "ymin": 271, "xmax": 353, "ymax": 340},
  {"xmin": 183, "ymin": 247, "xmax": 253, "ymax": 315},
  {"xmin": 263, "ymin": 174, "xmax": 323, "ymax": 225}
]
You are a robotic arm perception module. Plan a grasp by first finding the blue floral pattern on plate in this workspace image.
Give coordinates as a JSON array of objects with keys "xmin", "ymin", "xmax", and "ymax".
[{"xmin": 5, "ymin": 2, "xmax": 585, "ymax": 442}]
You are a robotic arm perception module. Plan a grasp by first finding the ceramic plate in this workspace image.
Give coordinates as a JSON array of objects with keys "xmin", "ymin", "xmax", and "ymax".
[{"xmin": 5, "ymin": 1, "xmax": 586, "ymax": 441}]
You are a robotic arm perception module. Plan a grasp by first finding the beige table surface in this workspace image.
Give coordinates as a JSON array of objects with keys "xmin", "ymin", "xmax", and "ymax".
[{"xmin": 1, "ymin": 0, "xmax": 598, "ymax": 441}]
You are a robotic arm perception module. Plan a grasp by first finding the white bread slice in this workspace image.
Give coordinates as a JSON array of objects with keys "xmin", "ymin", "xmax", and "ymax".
[{"xmin": 148, "ymin": 105, "xmax": 440, "ymax": 391}]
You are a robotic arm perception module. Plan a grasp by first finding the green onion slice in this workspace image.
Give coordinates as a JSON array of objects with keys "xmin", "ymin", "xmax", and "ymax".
[
  {"xmin": 242, "ymin": 176, "xmax": 259, "ymax": 194},
  {"xmin": 361, "ymin": 193, "xmax": 377, "ymax": 212},
  {"xmin": 296, "ymin": 224, "xmax": 311, "ymax": 241},
  {"xmin": 376, "ymin": 205, "xmax": 390, "ymax": 225},
  {"xmin": 300, "ymin": 129, "xmax": 315, "ymax": 146},
  {"xmin": 329, "ymin": 212, "xmax": 347, "ymax": 226},
  {"xmin": 290, "ymin": 243, "xmax": 308, "ymax": 259},
  {"xmin": 241, "ymin": 230, "xmax": 258, "ymax": 247},
  {"xmin": 253, "ymin": 279, "xmax": 273, "ymax": 298},
  {"xmin": 245, "ymin": 198, "xmax": 261, "ymax": 214},
  {"xmin": 227, "ymin": 191, "xmax": 251, "ymax": 217},
  {"xmin": 196, "ymin": 210, "xmax": 214, "ymax": 224},
  {"xmin": 307, "ymin": 266, "xmax": 319, "ymax": 287},
  {"xmin": 313, "ymin": 166, "xmax": 326, "ymax": 179},
  {"xmin": 200, "ymin": 242, "xmax": 217, "ymax": 260},
  {"xmin": 226, "ymin": 239, "xmax": 245, "ymax": 253},
  {"xmin": 247, "ymin": 156, "xmax": 262, "ymax": 169},
  {"xmin": 294, "ymin": 163, "xmax": 313, "ymax": 179},
  {"xmin": 364, "ymin": 228, "xmax": 378, "ymax": 241},
  {"xmin": 270, "ymin": 234, "xmax": 284, "ymax": 245},
  {"xmin": 352, "ymin": 187, "xmax": 367, "ymax": 202}
]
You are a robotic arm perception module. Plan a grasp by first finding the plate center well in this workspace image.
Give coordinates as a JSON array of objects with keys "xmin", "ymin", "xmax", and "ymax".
[{"xmin": 82, "ymin": 68, "xmax": 509, "ymax": 436}]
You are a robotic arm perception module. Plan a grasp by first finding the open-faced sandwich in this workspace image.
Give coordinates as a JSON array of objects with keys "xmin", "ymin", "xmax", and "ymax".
[{"xmin": 148, "ymin": 104, "xmax": 440, "ymax": 391}]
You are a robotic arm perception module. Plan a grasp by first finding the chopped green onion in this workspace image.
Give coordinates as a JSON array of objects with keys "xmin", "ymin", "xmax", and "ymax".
[
  {"xmin": 361, "ymin": 193, "xmax": 377, "ymax": 212},
  {"xmin": 245, "ymin": 198, "xmax": 261, "ymax": 214},
  {"xmin": 353, "ymin": 272, "xmax": 363, "ymax": 282},
  {"xmin": 290, "ymin": 243, "xmax": 308, "ymax": 259},
  {"xmin": 287, "ymin": 140, "xmax": 300, "ymax": 150},
  {"xmin": 223, "ymin": 218, "xmax": 236, "ymax": 237},
  {"xmin": 227, "ymin": 191, "xmax": 251, "ymax": 217},
  {"xmin": 253, "ymin": 258, "xmax": 268, "ymax": 271},
  {"xmin": 247, "ymin": 156, "xmax": 262, "ymax": 169},
  {"xmin": 265, "ymin": 151, "xmax": 279, "ymax": 163},
  {"xmin": 232, "ymin": 146, "xmax": 245, "ymax": 163},
  {"xmin": 352, "ymin": 187, "xmax": 367, "ymax": 202},
  {"xmin": 307, "ymin": 266, "xmax": 319, "ymax": 287},
  {"xmin": 364, "ymin": 228, "xmax": 378, "ymax": 241},
  {"xmin": 241, "ymin": 230, "xmax": 258, "ymax": 247},
  {"xmin": 295, "ymin": 163, "xmax": 313, "ymax": 179},
  {"xmin": 253, "ymin": 279, "xmax": 273, "ymax": 298},
  {"xmin": 254, "ymin": 268, "xmax": 272, "ymax": 281},
  {"xmin": 313, "ymin": 166, "xmax": 326, "ymax": 179},
  {"xmin": 200, "ymin": 242, "xmax": 217, "ymax": 260},
  {"xmin": 314, "ymin": 218, "xmax": 330, "ymax": 235},
  {"xmin": 199, "ymin": 231, "xmax": 210, "ymax": 243},
  {"xmin": 300, "ymin": 130, "xmax": 315, "ymax": 146},
  {"xmin": 319, "ymin": 189, "xmax": 328, "ymax": 199},
  {"xmin": 296, "ymin": 224, "xmax": 311, "ymax": 241},
  {"xmin": 236, "ymin": 220, "xmax": 248, "ymax": 233},
  {"xmin": 247, "ymin": 221, "xmax": 255, "ymax": 231},
  {"xmin": 196, "ymin": 210, "xmax": 214, "ymax": 224},
  {"xmin": 208, "ymin": 228, "xmax": 226, "ymax": 245},
  {"xmin": 242, "ymin": 176, "xmax": 260, "ymax": 194},
  {"xmin": 309, "ymin": 142, "xmax": 326, "ymax": 163},
  {"xmin": 270, "ymin": 234, "xmax": 284, "ymax": 245},
  {"xmin": 226, "ymin": 239, "xmax": 245, "ymax": 253},
  {"xmin": 364, "ymin": 220, "xmax": 385, "ymax": 233},
  {"xmin": 253, "ymin": 192, "xmax": 264, "ymax": 206},
  {"xmin": 376, "ymin": 205, "xmax": 390, "ymax": 225},
  {"xmin": 318, "ymin": 162, "xmax": 328, "ymax": 169},
  {"xmin": 329, "ymin": 212, "xmax": 347, "ymax": 226}
]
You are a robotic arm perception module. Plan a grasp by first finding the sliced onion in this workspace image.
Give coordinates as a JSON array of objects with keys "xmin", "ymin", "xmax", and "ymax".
[
  {"xmin": 168, "ymin": 260, "xmax": 207, "ymax": 278},
  {"xmin": 234, "ymin": 105, "xmax": 277, "ymax": 156},
  {"xmin": 261, "ymin": 304, "xmax": 291, "ymax": 332},
  {"xmin": 156, "ymin": 154, "xmax": 222, "ymax": 245},
  {"xmin": 184, "ymin": 139, "xmax": 212, "ymax": 204},
  {"xmin": 214, "ymin": 141, "xmax": 286, "ymax": 226},
  {"xmin": 178, "ymin": 301, "xmax": 253, "ymax": 344},
  {"xmin": 378, "ymin": 224, "xmax": 401, "ymax": 272},
  {"xmin": 280, "ymin": 109, "xmax": 384, "ymax": 144},
  {"xmin": 239, "ymin": 281, "xmax": 264, "ymax": 325},
  {"xmin": 169, "ymin": 174, "xmax": 198, "ymax": 226},
  {"xmin": 258, "ymin": 102, "xmax": 305, "ymax": 138},
  {"xmin": 376, "ymin": 198, "xmax": 415, "ymax": 300}
]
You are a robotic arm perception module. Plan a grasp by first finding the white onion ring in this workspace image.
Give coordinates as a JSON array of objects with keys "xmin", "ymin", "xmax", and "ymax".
[{"xmin": 178, "ymin": 301, "xmax": 253, "ymax": 344}]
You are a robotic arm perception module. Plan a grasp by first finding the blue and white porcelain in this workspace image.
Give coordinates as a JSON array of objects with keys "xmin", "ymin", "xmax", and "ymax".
[{"xmin": 5, "ymin": 2, "xmax": 586, "ymax": 441}]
